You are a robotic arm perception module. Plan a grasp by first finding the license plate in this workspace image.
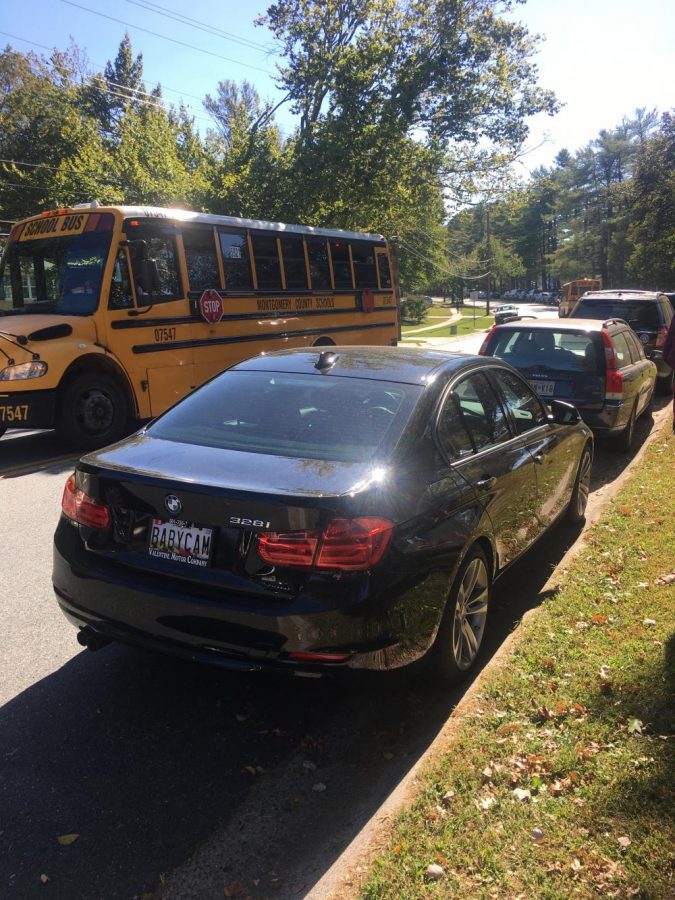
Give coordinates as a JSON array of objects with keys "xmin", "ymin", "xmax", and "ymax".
[
  {"xmin": 529, "ymin": 380, "xmax": 555, "ymax": 397},
  {"xmin": 148, "ymin": 518, "xmax": 213, "ymax": 568}
]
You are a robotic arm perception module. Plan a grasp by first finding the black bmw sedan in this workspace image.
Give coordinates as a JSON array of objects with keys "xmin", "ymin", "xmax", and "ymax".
[{"xmin": 53, "ymin": 347, "xmax": 593, "ymax": 682}]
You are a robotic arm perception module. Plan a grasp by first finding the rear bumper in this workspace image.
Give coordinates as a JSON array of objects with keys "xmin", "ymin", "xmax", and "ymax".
[
  {"xmin": 52, "ymin": 521, "xmax": 440, "ymax": 674},
  {"xmin": 575, "ymin": 402, "xmax": 626, "ymax": 435}
]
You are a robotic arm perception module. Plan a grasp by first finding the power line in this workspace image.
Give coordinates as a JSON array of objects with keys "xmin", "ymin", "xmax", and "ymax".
[
  {"xmin": 398, "ymin": 240, "xmax": 490, "ymax": 281},
  {"xmin": 0, "ymin": 29, "xmax": 215, "ymax": 110},
  {"xmin": 124, "ymin": 0, "xmax": 274, "ymax": 54},
  {"xmin": 0, "ymin": 158, "xmax": 61, "ymax": 172},
  {"xmin": 61, "ymin": 1, "xmax": 274, "ymax": 76}
]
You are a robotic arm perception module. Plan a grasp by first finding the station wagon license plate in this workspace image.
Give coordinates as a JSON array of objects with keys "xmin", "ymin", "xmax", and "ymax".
[
  {"xmin": 148, "ymin": 518, "xmax": 213, "ymax": 568},
  {"xmin": 529, "ymin": 380, "xmax": 555, "ymax": 397}
]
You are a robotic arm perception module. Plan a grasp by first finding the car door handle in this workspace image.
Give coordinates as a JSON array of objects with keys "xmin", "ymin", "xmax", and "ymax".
[
  {"xmin": 533, "ymin": 453, "xmax": 544, "ymax": 465},
  {"xmin": 475, "ymin": 476, "xmax": 497, "ymax": 491}
]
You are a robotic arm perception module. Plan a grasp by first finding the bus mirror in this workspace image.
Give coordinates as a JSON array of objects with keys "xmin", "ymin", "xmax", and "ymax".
[{"xmin": 140, "ymin": 258, "xmax": 161, "ymax": 294}]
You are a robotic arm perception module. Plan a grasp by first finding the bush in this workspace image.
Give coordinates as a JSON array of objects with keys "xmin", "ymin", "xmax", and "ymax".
[{"xmin": 400, "ymin": 296, "xmax": 429, "ymax": 324}]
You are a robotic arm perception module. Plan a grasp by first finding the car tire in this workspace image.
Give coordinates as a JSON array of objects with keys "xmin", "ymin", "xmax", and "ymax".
[
  {"xmin": 425, "ymin": 547, "xmax": 491, "ymax": 685},
  {"xmin": 617, "ymin": 402, "xmax": 636, "ymax": 452},
  {"xmin": 56, "ymin": 374, "xmax": 128, "ymax": 450},
  {"xmin": 565, "ymin": 444, "xmax": 592, "ymax": 524}
]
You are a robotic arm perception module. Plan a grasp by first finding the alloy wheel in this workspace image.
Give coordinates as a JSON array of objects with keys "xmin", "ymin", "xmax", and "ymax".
[{"xmin": 451, "ymin": 556, "xmax": 489, "ymax": 670}]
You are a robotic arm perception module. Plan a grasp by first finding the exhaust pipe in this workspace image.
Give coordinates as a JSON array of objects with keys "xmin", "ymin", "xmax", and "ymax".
[{"xmin": 77, "ymin": 627, "xmax": 111, "ymax": 652}]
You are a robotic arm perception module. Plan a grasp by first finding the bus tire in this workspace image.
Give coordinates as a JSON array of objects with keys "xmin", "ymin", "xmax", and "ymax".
[{"xmin": 56, "ymin": 373, "xmax": 128, "ymax": 450}]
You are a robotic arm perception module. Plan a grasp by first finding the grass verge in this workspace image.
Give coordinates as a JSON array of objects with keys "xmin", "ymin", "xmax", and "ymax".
[
  {"xmin": 361, "ymin": 424, "xmax": 674, "ymax": 899},
  {"xmin": 401, "ymin": 311, "xmax": 494, "ymax": 338}
]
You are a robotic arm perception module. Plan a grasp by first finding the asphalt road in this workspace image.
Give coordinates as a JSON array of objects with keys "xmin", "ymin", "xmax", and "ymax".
[{"xmin": 0, "ymin": 332, "xmax": 670, "ymax": 899}]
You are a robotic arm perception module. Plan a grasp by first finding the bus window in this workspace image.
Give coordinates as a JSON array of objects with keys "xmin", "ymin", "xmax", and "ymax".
[
  {"xmin": 351, "ymin": 242, "xmax": 378, "ymax": 288},
  {"xmin": 330, "ymin": 241, "xmax": 353, "ymax": 289},
  {"xmin": 280, "ymin": 236, "xmax": 308, "ymax": 290},
  {"xmin": 251, "ymin": 234, "xmax": 282, "ymax": 290},
  {"xmin": 307, "ymin": 239, "xmax": 331, "ymax": 290},
  {"xmin": 130, "ymin": 231, "xmax": 181, "ymax": 302},
  {"xmin": 183, "ymin": 227, "xmax": 220, "ymax": 292},
  {"xmin": 377, "ymin": 251, "xmax": 392, "ymax": 289},
  {"xmin": 108, "ymin": 249, "xmax": 133, "ymax": 309},
  {"xmin": 219, "ymin": 230, "xmax": 253, "ymax": 290}
]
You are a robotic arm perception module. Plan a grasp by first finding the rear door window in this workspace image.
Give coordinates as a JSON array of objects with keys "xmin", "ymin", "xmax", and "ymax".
[
  {"xmin": 624, "ymin": 330, "xmax": 645, "ymax": 362},
  {"xmin": 490, "ymin": 369, "xmax": 547, "ymax": 435},
  {"xmin": 611, "ymin": 332, "xmax": 631, "ymax": 368},
  {"xmin": 447, "ymin": 372, "xmax": 511, "ymax": 452}
]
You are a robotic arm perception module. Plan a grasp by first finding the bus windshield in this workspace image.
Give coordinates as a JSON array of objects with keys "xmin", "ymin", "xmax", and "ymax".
[{"xmin": 0, "ymin": 230, "xmax": 113, "ymax": 317}]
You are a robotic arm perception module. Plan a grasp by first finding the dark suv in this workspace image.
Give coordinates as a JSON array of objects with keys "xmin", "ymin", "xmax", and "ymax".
[
  {"xmin": 479, "ymin": 318, "xmax": 657, "ymax": 449},
  {"xmin": 569, "ymin": 290, "xmax": 673, "ymax": 393}
]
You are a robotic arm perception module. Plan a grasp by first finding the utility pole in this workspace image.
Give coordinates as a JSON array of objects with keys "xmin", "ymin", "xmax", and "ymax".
[{"xmin": 485, "ymin": 206, "xmax": 491, "ymax": 316}]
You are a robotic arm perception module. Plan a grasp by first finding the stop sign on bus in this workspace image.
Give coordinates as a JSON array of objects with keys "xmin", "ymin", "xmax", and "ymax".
[{"xmin": 199, "ymin": 289, "xmax": 224, "ymax": 324}]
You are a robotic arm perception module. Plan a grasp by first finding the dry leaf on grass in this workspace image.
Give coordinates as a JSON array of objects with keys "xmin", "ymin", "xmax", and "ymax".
[{"xmin": 56, "ymin": 833, "xmax": 79, "ymax": 846}]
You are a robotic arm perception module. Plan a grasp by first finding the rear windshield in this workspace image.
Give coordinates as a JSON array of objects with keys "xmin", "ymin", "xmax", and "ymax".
[
  {"xmin": 148, "ymin": 370, "xmax": 421, "ymax": 462},
  {"xmin": 489, "ymin": 328, "xmax": 604, "ymax": 375},
  {"xmin": 573, "ymin": 299, "xmax": 659, "ymax": 330}
]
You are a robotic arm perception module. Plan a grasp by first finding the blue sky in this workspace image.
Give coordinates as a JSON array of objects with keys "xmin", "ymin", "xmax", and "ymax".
[{"xmin": 2, "ymin": 0, "xmax": 674, "ymax": 172}]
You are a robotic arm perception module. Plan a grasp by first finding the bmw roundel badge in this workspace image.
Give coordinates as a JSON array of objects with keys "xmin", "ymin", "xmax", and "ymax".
[{"xmin": 165, "ymin": 494, "xmax": 182, "ymax": 515}]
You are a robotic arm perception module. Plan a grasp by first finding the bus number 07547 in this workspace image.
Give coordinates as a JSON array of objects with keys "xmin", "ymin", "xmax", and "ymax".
[
  {"xmin": 154, "ymin": 327, "xmax": 176, "ymax": 342},
  {"xmin": 0, "ymin": 405, "xmax": 29, "ymax": 422}
]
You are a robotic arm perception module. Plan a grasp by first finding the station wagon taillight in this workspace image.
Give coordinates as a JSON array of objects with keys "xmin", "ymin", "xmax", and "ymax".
[
  {"xmin": 601, "ymin": 329, "xmax": 623, "ymax": 398},
  {"xmin": 478, "ymin": 325, "xmax": 497, "ymax": 355},
  {"xmin": 655, "ymin": 326, "xmax": 668, "ymax": 350},
  {"xmin": 257, "ymin": 517, "xmax": 393, "ymax": 571},
  {"xmin": 61, "ymin": 474, "xmax": 111, "ymax": 530}
]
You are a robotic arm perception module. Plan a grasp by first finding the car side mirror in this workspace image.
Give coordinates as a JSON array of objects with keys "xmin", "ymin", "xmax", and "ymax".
[{"xmin": 547, "ymin": 399, "xmax": 581, "ymax": 425}]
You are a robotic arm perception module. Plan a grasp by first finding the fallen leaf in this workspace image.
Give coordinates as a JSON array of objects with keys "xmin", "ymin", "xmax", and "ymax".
[
  {"xmin": 56, "ymin": 833, "xmax": 79, "ymax": 846},
  {"xmin": 479, "ymin": 796, "xmax": 496, "ymax": 811},
  {"xmin": 302, "ymin": 760, "xmax": 316, "ymax": 771},
  {"xmin": 242, "ymin": 765, "xmax": 257, "ymax": 776},
  {"xmin": 513, "ymin": 788, "xmax": 531, "ymax": 802},
  {"xmin": 425, "ymin": 863, "xmax": 445, "ymax": 881},
  {"xmin": 654, "ymin": 571, "xmax": 675, "ymax": 585},
  {"xmin": 643, "ymin": 618, "xmax": 656, "ymax": 627},
  {"xmin": 312, "ymin": 782, "xmax": 327, "ymax": 792},
  {"xmin": 617, "ymin": 836, "xmax": 631, "ymax": 849},
  {"xmin": 482, "ymin": 766, "xmax": 493, "ymax": 783},
  {"xmin": 627, "ymin": 718, "xmax": 643, "ymax": 735},
  {"xmin": 40, "ymin": 874, "xmax": 49, "ymax": 884},
  {"xmin": 442, "ymin": 790, "xmax": 455, "ymax": 806}
]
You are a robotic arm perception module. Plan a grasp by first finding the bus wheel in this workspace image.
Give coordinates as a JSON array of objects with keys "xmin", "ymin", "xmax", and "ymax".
[{"xmin": 56, "ymin": 374, "xmax": 128, "ymax": 450}]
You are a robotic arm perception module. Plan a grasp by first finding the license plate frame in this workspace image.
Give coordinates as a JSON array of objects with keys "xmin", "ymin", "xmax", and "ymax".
[
  {"xmin": 148, "ymin": 518, "xmax": 213, "ymax": 568},
  {"xmin": 529, "ymin": 380, "xmax": 555, "ymax": 397}
]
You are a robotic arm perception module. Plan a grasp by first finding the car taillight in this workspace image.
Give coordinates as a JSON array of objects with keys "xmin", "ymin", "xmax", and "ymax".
[
  {"xmin": 655, "ymin": 326, "xmax": 668, "ymax": 350},
  {"xmin": 61, "ymin": 474, "xmax": 111, "ymax": 530},
  {"xmin": 478, "ymin": 325, "xmax": 497, "ymax": 355},
  {"xmin": 600, "ymin": 329, "xmax": 623, "ymax": 398},
  {"xmin": 257, "ymin": 517, "xmax": 393, "ymax": 571}
]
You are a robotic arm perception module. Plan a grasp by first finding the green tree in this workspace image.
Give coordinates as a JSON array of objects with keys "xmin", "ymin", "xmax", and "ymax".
[{"xmin": 628, "ymin": 112, "xmax": 675, "ymax": 288}]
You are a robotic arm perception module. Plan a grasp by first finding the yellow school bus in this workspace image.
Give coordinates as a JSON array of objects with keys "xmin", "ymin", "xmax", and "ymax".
[
  {"xmin": 0, "ymin": 204, "xmax": 400, "ymax": 447},
  {"xmin": 558, "ymin": 278, "xmax": 601, "ymax": 318}
]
